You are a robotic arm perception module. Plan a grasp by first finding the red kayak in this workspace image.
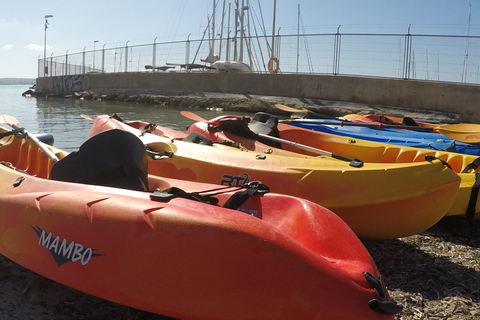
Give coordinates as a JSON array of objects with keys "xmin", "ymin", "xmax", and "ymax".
[{"xmin": 0, "ymin": 123, "xmax": 401, "ymax": 319}]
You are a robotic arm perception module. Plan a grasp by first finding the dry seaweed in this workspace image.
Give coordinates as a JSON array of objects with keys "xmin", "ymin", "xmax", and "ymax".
[
  {"xmin": 1, "ymin": 216, "xmax": 479, "ymax": 319},
  {"xmin": 363, "ymin": 216, "xmax": 480, "ymax": 320}
]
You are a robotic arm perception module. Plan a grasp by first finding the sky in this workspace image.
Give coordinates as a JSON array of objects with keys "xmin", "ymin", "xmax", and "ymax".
[{"xmin": 0, "ymin": 0, "xmax": 478, "ymax": 78}]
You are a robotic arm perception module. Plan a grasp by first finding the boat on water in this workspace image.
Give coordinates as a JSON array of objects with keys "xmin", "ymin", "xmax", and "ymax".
[
  {"xmin": 183, "ymin": 112, "xmax": 480, "ymax": 221},
  {"xmin": 0, "ymin": 123, "xmax": 402, "ymax": 319},
  {"xmin": 87, "ymin": 114, "xmax": 461, "ymax": 239}
]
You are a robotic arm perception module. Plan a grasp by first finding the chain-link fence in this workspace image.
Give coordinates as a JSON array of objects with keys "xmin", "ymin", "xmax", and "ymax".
[{"xmin": 39, "ymin": 31, "xmax": 480, "ymax": 84}]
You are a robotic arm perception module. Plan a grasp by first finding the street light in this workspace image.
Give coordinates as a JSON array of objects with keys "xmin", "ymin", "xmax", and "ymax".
[
  {"xmin": 44, "ymin": 15, "xmax": 53, "ymax": 76},
  {"xmin": 93, "ymin": 40, "xmax": 99, "ymax": 71}
]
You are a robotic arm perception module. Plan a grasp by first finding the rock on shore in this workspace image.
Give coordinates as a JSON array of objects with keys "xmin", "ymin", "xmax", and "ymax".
[{"xmin": 25, "ymin": 89, "xmax": 461, "ymax": 123}]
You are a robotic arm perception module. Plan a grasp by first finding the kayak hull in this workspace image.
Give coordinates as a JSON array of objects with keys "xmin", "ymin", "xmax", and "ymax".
[
  {"xmin": 273, "ymin": 121, "xmax": 480, "ymax": 219},
  {"xmin": 289, "ymin": 121, "xmax": 480, "ymax": 155},
  {"xmin": 0, "ymin": 127, "xmax": 397, "ymax": 320}
]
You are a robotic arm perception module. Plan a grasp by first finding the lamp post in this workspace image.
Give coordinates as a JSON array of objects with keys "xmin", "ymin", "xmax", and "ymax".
[
  {"xmin": 93, "ymin": 40, "xmax": 99, "ymax": 71},
  {"xmin": 44, "ymin": 15, "xmax": 53, "ymax": 76}
]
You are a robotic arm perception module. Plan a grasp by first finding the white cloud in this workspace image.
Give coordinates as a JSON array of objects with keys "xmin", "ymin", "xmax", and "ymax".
[
  {"xmin": 26, "ymin": 44, "xmax": 53, "ymax": 51},
  {"xmin": 2, "ymin": 44, "xmax": 14, "ymax": 50},
  {"xmin": 26, "ymin": 44, "xmax": 43, "ymax": 51}
]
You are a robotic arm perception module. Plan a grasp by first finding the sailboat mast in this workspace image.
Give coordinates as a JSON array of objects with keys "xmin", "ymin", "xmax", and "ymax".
[
  {"xmin": 239, "ymin": 0, "xmax": 245, "ymax": 61},
  {"xmin": 218, "ymin": 0, "xmax": 226, "ymax": 59},
  {"xmin": 296, "ymin": 4, "xmax": 300, "ymax": 73},
  {"xmin": 270, "ymin": 0, "xmax": 277, "ymax": 60},
  {"xmin": 461, "ymin": 3, "xmax": 472, "ymax": 82},
  {"xmin": 226, "ymin": 2, "xmax": 231, "ymax": 60},
  {"xmin": 212, "ymin": 0, "xmax": 216, "ymax": 60},
  {"xmin": 234, "ymin": 1, "xmax": 239, "ymax": 60}
]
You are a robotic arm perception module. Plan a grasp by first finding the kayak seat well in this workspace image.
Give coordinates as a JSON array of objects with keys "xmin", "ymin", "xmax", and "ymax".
[
  {"xmin": 50, "ymin": 130, "xmax": 149, "ymax": 191},
  {"xmin": 247, "ymin": 112, "xmax": 282, "ymax": 148},
  {"xmin": 0, "ymin": 132, "xmax": 61, "ymax": 179},
  {"xmin": 211, "ymin": 112, "xmax": 282, "ymax": 148}
]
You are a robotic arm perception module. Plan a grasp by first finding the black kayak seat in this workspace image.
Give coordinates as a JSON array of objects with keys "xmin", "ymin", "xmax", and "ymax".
[
  {"xmin": 247, "ymin": 112, "xmax": 282, "ymax": 148},
  {"xmin": 50, "ymin": 129, "xmax": 149, "ymax": 191}
]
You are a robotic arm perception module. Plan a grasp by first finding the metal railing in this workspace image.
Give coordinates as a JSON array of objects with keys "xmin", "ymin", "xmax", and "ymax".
[{"xmin": 39, "ymin": 31, "xmax": 480, "ymax": 84}]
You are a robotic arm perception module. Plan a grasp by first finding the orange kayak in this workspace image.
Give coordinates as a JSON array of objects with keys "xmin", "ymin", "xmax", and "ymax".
[
  {"xmin": 88, "ymin": 115, "xmax": 461, "ymax": 239},
  {"xmin": 0, "ymin": 125, "xmax": 401, "ymax": 319}
]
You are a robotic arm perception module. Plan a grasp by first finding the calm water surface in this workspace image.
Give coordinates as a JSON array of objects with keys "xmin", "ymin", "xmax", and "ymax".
[{"xmin": 0, "ymin": 85, "xmax": 253, "ymax": 151}]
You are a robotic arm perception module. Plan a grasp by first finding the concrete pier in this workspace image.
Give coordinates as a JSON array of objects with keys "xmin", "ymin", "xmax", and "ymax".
[{"xmin": 36, "ymin": 72, "xmax": 480, "ymax": 122}]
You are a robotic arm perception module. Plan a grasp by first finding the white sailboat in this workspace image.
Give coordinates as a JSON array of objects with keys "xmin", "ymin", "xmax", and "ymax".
[
  {"xmin": 212, "ymin": 60, "xmax": 252, "ymax": 72},
  {"xmin": 207, "ymin": 0, "xmax": 252, "ymax": 73}
]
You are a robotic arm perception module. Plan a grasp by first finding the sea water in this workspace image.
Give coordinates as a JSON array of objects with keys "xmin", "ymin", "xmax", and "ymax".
[{"xmin": 0, "ymin": 85, "xmax": 248, "ymax": 151}]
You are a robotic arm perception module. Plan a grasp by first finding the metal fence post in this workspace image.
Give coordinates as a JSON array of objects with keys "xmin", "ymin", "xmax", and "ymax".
[
  {"xmin": 402, "ymin": 25, "xmax": 412, "ymax": 79},
  {"xmin": 102, "ymin": 44, "xmax": 106, "ymax": 73},
  {"xmin": 125, "ymin": 41, "xmax": 129, "ymax": 72},
  {"xmin": 65, "ymin": 50, "xmax": 69, "ymax": 75},
  {"xmin": 152, "ymin": 37, "xmax": 157, "ymax": 72},
  {"xmin": 82, "ymin": 47, "xmax": 86, "ymax": 74},
  {"xmin": 333, "ymin": 25, "xmax": 341, "ymax": 75}
]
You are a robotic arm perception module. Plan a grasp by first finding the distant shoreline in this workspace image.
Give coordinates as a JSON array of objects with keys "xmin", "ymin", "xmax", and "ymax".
[{"xmin": 0, "ymin": 78, "xmax": 35, "ymax": 85}]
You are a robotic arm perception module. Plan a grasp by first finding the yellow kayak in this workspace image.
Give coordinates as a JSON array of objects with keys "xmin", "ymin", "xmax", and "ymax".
[
  {"xmin": 185, "ymin": 112, "xmax": 480, "ymax": 221},
  {"xmin": 88, "ymin": 115, "xmax": 461, "ymax": 239}
]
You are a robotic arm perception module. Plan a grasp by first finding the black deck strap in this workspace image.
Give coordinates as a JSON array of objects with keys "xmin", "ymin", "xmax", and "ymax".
[
  {"xmin": 425, "ymin": 155, "xmax": 452, "ymax": 170},
  {"xmin": 215, "ymin": 140, "xmax": 241, "ymax": 148},
  {"xmin": 150, "ymin": 181, "xmax": 270, "ymax": 212},
  {"xmin": 465, "ymin": 172, "xmax": 480, "ymax": 224},
  {"xmin": 364, "ymin": 272, "xmax": 403, "ymax": 316},
  {"xmin": 150, "ymin": 187, "xmax": 219, "ymax": 205},
  {"xmin": 183, "ymin": 131, "xmax": 214, "ymax": 145},
  {"xmin": 0, "ymin": 130, "xmax": 16, "ymax": 139},
  {"xmin": 462, "ymin": 156, "xmax": 480, "ymax": 173},
  {"xmin": 110, "ymin": 113, "xmax": 125, "ymax": 122},
  {"xmin": 140, "ymin": 123, "xmax": 157, "ymax": 135},
  {"xmin": 223, "ymin": 181, "xmax": 270, "ymax": 210},
  {"xmin": 0, "ymin": 129, "xmax": 54, "ymax": 146}
]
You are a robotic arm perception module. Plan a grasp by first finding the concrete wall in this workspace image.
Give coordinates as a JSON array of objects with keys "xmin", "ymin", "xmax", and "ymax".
[{"xmin": 37, "ymin": 72, "xmax": 480, "ymax": 122}]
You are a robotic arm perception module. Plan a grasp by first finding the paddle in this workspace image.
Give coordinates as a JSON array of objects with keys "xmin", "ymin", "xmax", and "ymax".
[
  {"xmin": 81, "ymin": 114, "xmax": 94, "ymax": 122},
  {"xmin": 180, "ymin": 111, "xmax": 364, "ymax": 167},
  {"xmin": 274, "ymin": 104, "xmax": 340, "ymax": 120},
  {"xmin": 0, "ymin": 115, "xmax": 59, "ymax": 162},
  {"xmin": 274, "ymin": 104, "xmax": 310, "ymax": 114},
  {"xmin": 436, "ymin": 124, "xmax": 480, "ymax": 143},
  {"xmin": 180, "ymin": 111, "xmax": 207, "ymax": 123}
]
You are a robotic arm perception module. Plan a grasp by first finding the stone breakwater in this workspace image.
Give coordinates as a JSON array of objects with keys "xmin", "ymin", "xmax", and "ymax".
[{"xmin": 24, "ymin": 89, "xmax": 461, "ymax": 123}]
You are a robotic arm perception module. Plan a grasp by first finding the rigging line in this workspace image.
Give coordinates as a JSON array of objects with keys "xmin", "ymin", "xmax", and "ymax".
[
  {"xmin": 251, "ymin": 7, "xmax": 267, "ymax": 71},
  {"xmin": 192, "ymin": 14, "xmax": 212, "ymax": 64},
  {"xmin": 165, "ymin": 0, "xmax": 189, "ymax": 62},
  {"xmin": 300, "ymin": 11, "xmax": 314, "ymax": 73},
  {"xmin": 256, "ymin": 0, "xmax": 271, "ymax": 53},
  {"xmin": 245, "ymin": 0, "xmax": 254, "ymax": 68},
  {"xmin": 251, "ymin": 2, "xmax": 272, "ymax": 55},
  {"xmin": 172, "ymin": 0, "xmax": 189, "ymax": 39}
]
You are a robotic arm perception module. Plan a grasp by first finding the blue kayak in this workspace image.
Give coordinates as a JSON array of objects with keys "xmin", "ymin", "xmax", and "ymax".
[{"xmin": 288, "ymin": 119, "xmax": 480, "ymax": 155}]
